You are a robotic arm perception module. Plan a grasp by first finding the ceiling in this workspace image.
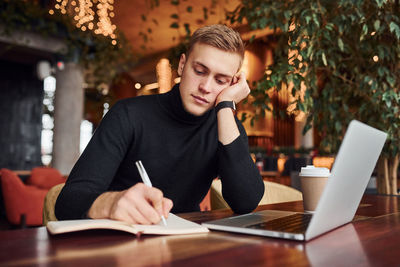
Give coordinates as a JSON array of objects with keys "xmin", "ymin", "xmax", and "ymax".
[
  {"xmin": 112, "ymin": 0, "xmax": 241, "ymax": 84},
  {"xmin": 113, "ymin": 0, "xmax": 240, "ymax": 56}
]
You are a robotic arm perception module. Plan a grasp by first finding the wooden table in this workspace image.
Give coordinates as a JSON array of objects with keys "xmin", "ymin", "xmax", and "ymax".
[{"xmin": 0, "ymin": 194, "xmax": 399, "ymax": 266}]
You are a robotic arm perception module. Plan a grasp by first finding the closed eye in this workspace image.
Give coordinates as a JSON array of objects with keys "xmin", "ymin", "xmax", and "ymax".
[
  {"xmin": 194, "ymin": 69, "xmax": 206, "ymax": 75},
  {"xmin": 215, "ymin": 77, "xmax": 230, "ymax": 85},
  {"xmin": 216, "ymin": 79, "xmax": 225, "ymax": 85}
]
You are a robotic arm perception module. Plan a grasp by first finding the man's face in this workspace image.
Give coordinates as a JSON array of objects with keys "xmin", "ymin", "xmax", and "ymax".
[{"xmin": 177, "ymin": 43, "xmax": 242, "ymax": 116}]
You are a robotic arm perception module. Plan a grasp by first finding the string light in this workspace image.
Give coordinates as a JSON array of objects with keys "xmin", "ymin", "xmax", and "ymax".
[{"xmin": 51, "ymin": 0, "xmax": 117, "ymax": 44}]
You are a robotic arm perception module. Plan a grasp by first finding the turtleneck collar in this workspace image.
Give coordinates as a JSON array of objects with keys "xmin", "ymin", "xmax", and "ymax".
[{"xmin": 158, "ymin": 83, "xmax": 212, "ymax": 125}]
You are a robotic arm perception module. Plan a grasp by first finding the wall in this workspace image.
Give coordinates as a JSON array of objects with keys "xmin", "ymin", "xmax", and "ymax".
[
  {"xmin": 241, "ymin": 39, "xmax": 295, "ymax": 151},
  {"xmin": 0, "ymin": 60, "xmax": 43, "ymax": 170}
]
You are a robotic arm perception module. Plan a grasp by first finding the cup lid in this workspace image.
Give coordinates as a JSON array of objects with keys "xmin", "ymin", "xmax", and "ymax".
[{"xmin": 299, "ymin": 165, "xmax": 330, "ymax": 177}]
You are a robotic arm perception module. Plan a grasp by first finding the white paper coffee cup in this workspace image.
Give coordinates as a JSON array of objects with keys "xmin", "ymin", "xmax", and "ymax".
[{"xmin": 299, "ymin": 165, "xmax": 330, "ymax": 212}]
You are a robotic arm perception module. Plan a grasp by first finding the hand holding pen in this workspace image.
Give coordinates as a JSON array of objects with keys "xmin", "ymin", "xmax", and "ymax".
[
  {"xmin": 135, "ymin": 160, "xmax": 168, "ymax": 226},
  {"xmin": 89, "ymin": 163, "xmax": 173, "ymax": 226}
]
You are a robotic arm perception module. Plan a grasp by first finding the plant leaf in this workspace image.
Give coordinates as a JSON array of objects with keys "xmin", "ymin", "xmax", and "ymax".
[
  {"xmin": 322, "ymin": 52, "xmax": 327, "ymax": 66},
  {"xmin": 338, "ymin": 38, "xmax": 344, "ymax": 52},
  {"xmin": 170, "ymin": 22, "xmax": 179, "ymax": 29},
  {"xmin": 389, "ymin": 22, "xmax": 400, "ymax": 40}
]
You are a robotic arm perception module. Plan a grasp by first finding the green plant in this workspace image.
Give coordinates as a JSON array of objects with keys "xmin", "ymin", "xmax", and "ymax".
[
  {"xmin": 138, "ymin": 0, "xmax": 224, "ymax": 69},
  {"xmin": 0, "ymin": 0, "xmax": 136, "ymax": 92},
  {"xmin": 227, "ymin": 0, "xmax": 400, "ymax": 194}
]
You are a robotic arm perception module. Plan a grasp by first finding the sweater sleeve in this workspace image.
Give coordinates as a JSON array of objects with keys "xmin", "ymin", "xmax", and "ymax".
[
  {"xmin": 55, "ymin": 101, "xmax": 134, "ymax": 220},
  {"xmin": 217, "ymin": 117, "xmax": 264, "ymax": 214}
]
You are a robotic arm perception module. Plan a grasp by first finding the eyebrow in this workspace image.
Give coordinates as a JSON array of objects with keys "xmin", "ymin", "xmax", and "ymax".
[{"xmin": 193, "ymin": 61, "xmax": 233, "ymax": 80}]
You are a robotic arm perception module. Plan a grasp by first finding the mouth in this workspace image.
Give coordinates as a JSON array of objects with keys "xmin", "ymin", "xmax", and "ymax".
[{"xmin": 192, "ymin": 94, "xmax": 209, "ymax": 105}]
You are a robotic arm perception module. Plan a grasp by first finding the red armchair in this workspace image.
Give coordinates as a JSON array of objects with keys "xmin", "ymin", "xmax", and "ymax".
[
  {"xmin": 0, "ymin": 168, "xmax": 48, "ymax": 226},
  {"xmin": 26, "ymin": 167, "xmax": 66, "ymax": 190},
  {"xmin": 0, "ymin": 167, "xmax": 66, "ymax": 227}
]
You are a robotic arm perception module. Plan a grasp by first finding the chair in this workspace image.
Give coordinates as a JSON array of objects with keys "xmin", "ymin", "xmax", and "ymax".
[
  {"xmin": 42, "ymin": 183, "xmax": 64, "ymax": 225},
  {"xmin": 26, "ymin": 167, "xmax": 66, "ymax": 190},
  {"xmin": 258, "ymin": 180, "xmax": 303, "ymax": 205},
  {"xmin": 0, "ymin": 168, "xmax": 48, "ymax": 226},
  {"xmin": 210, "ymin": 179, "xmax": 303, "ymax": 210}
]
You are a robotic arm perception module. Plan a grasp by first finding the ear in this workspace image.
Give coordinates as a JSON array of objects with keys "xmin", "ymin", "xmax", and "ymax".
[{"xmin": 177, "ymin": 54, "xmax": 186, "ymax": 76}]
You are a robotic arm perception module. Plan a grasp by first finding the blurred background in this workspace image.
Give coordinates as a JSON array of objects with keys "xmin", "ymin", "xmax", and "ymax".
[{"xmin": 0, "ymin": 0, "xmax": 318, "ymax": 176}]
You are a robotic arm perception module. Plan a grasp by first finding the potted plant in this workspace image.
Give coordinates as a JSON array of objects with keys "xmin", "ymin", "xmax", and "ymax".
[{"xmin": 227, "ymin": 0, "xmax": 400, "ymax": 194}]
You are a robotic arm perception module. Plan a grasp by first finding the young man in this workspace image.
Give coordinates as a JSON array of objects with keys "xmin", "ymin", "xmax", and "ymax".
[{"xmin": 55, "ymin": 24, "xmax": 264, "ymax": 224}]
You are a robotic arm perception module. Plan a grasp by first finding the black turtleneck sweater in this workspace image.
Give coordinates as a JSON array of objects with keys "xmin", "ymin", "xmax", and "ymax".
[{"xmin": 55, "ymin": 84, "xmax": 264, "ymax": 220}]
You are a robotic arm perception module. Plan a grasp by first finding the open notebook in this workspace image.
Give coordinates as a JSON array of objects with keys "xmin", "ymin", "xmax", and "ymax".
[{"xmin": 47, "ymin": 213, "xmax": 209, "ymax": 236}]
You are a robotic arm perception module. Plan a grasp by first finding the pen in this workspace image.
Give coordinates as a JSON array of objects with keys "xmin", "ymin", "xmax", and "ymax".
[{"xmin": 135, "ymin": 160, "xmax": 168, "ymax": 226}]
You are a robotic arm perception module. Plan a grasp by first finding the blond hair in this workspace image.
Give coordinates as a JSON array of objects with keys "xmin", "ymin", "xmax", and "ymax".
[{"xmin": 187, "ymin": 24, "xmax": 245, "ymax": 67}]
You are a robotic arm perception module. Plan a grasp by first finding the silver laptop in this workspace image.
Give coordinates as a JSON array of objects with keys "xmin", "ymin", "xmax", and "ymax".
[{"xmin": 202, "ymin": 120, "xmax": 387, "ymax": 241}]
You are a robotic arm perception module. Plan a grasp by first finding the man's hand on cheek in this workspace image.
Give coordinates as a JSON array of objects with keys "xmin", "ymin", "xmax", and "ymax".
[{"xmin": 216, "ymin": 72, "xmax": 250, "ymax": 105}]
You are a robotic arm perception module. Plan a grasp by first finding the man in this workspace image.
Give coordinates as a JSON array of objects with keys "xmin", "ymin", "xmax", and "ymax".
[{"xmin": 55, "ymin": 24, "xmax": 264, "ymax": 225}]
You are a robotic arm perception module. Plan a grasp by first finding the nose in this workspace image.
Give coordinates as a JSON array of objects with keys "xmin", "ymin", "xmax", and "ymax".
[{"xmin": 199, "ymin": 77, "xmax": 212, "ymax": 94}]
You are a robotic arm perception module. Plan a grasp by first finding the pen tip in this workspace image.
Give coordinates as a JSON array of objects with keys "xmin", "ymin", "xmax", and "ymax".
[{"xmin": 161, "ymin": 216, "xmax": 167, "ymax": 226}]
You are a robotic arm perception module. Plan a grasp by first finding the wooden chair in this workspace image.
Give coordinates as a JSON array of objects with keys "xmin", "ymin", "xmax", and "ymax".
[
  {"xmin": 42, "ymin": 183, "xmax": 64, "ymax": 226},
  {"xmin": 258, "ymin": 180, "xmax": 303, "ymax": 205},
  {"xmin": 210, "ymin": 179, "xmax": 303, "ymax": 210}
]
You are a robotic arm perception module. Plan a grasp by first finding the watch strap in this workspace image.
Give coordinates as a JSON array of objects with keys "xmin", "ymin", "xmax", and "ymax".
[{"xmin": 215, "ymin": 101, "xmax": 236, "ymax": 113}]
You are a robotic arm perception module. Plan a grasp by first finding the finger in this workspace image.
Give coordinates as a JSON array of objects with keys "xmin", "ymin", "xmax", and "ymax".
[
  {"xmin": 235, "ymin": 72, "xmax": 247, "ymax": 86},
  {"xmin": 238, "ymin": 71, "xmax": 246, "ymax": 80},
  {"xmin": 131, "ymin": 208, "xmax": 152, "ymax": 224},
  {"xmin": 110, "ymin": 202, "xmax": 151, "ymax": 225},
  {"xmin": 162, "ymin": 198, "xmax": 174, "ymax": 218},
  {"xmin": 123, "ymin": 206, "xmax": 151, "ymax": 225},
  {"xmin": 144, "ymin": 187, "xmax": 165, "ymax": 216},
  {"xmin": 114, "ymin": 185, "xmax": 157, "ymax": 224},
  {"xmin": 134, "ymin": 196, "xmax": 162, "ymax": 224},
  {"xmin": 237, "ymin": 72, "xmax": 250, "ymax": 93},
  {"xmin": 231, "ymin": 74, "xmax": 239, "ymax": 85}
]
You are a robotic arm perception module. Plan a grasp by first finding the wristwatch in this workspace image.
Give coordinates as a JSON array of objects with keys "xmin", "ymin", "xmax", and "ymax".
[{"xmin": 215, "ymin": 100, "xmax": 236, "ymax": 113}]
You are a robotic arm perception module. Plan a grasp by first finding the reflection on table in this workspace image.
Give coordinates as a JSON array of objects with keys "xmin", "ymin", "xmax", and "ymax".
[{"xmin": 0, "ymin": 194, "xmax": 399, "ymax": 266}]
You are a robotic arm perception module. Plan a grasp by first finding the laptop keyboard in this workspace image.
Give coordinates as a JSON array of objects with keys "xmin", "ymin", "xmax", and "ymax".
[{"xmin": 246, "ymin": 213, "xmax": 313, "ymax": 234}]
